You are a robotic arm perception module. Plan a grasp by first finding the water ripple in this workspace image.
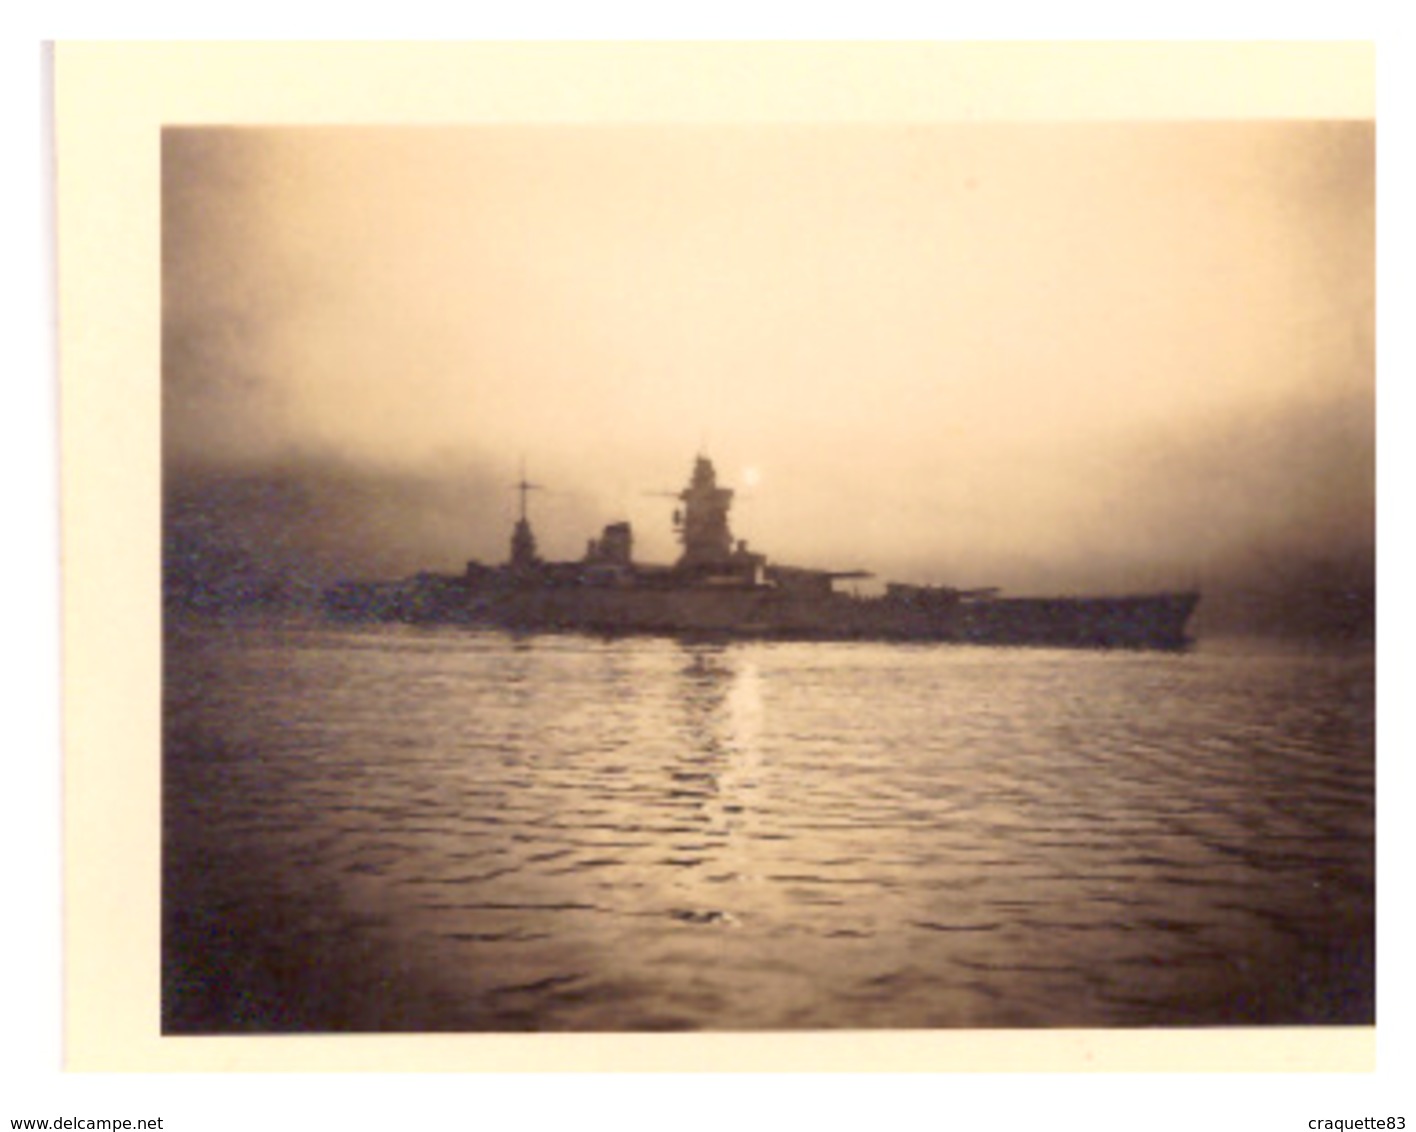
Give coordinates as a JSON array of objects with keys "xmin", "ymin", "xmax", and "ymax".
[{"xmin": 164, "ymin": 624, "xmax": 1375, "ymax": 1031}]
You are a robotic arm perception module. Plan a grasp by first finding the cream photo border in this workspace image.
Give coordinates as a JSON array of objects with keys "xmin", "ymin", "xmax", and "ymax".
[{"xmin": 55, "ymin": 40, "xmax": 1376, "ymax": 1072}]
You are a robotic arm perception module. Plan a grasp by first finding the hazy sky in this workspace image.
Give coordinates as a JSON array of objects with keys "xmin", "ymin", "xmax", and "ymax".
[{"xmin": 163, "ymin": 122, "xmax": 1373, "ymax": 598}]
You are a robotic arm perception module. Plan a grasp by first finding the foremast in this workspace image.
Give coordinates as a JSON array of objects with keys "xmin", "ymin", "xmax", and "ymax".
[{"xmin": 509, "ymin": 465, "xmax": 542, "ymax": 571}]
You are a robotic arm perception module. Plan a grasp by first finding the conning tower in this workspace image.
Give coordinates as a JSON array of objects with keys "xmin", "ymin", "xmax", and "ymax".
[
  {"xmin": 674, "ymin": 455, "xmax": 736, "ymax": 567},
  {"xmin": 670, "ymin": 455, "xmax": 766, "ymax": 584}
]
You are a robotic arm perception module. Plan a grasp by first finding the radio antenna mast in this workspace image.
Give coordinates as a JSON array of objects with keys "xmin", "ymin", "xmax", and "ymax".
[{"xmin": 514, "ymin": 457, "xmax": 543, "ymax": 521}]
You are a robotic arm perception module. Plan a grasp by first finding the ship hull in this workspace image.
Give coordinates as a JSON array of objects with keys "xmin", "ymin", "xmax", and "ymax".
[{"xmin": 326, "ymin": 579, "xmax": 1199, "ymax": 651}]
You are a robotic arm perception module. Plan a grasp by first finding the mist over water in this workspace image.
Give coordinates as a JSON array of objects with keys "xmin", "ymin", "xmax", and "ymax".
[{"xmin": 164, "ymin": 618, "xmax": 1373, "ymax": 1032}]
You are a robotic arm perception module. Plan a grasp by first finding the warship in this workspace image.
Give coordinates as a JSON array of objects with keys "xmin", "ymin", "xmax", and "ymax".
[{"xmin": 325, "ymin": 455, "xmax": 1199, "ymax": 649}]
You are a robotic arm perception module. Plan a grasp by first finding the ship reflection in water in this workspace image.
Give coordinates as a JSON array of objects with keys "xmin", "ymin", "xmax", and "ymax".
[{"xmin": 163, "ymin": 620, "xmax": 1373, "ymax": 1032}]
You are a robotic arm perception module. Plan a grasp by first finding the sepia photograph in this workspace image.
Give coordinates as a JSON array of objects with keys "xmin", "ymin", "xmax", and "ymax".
[
  {"xmin": 159, "ymin": 116, "xmax": 1373, "ymax": 1035},
  {"xmin": 45, "ymin": 42, "xmax": 1390, "ymax": 1087}
]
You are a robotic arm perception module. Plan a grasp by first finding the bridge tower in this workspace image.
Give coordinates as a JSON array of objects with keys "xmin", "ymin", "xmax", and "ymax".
[{"xmin": 675, "ymin": 455, "xmax": 736, "ymax": 568}]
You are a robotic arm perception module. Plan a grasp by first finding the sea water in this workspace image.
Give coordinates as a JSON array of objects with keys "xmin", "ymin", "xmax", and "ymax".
[{"xmin": 162, "ymin": 618, "xmax": 1374, "ymax": 1031}]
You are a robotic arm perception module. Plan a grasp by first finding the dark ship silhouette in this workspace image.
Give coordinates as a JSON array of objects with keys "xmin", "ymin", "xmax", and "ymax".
[{"xmin": 325, "ymin": 455, "xmax": 1199, "ymax": 649}]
